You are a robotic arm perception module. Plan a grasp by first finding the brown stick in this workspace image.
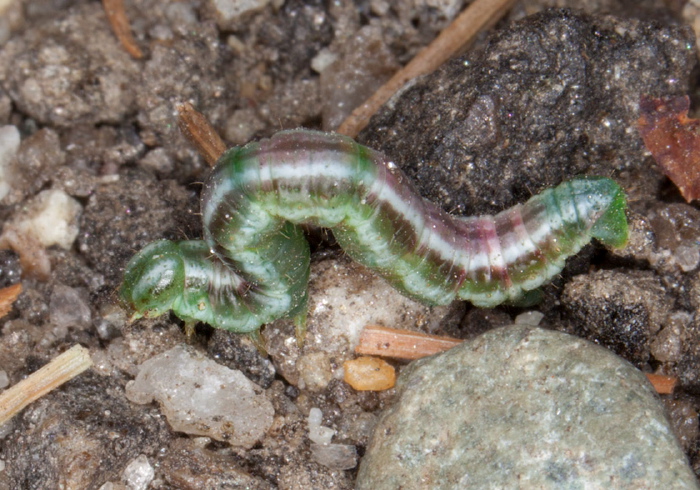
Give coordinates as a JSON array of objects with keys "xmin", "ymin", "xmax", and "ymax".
[
  {"xmin": 0, "ymin": 345, "xmax": 93, "ymax": 426},
  {"xmin": 102, "ymin": 0, "xmax": 144, "ymax": 59},
  {"xmin": 355, "ymin": 325, "xmax": 462, "ymax": 360},
  {"xmin": 337, "ymin": 0, "xmax": 517, "ymax": 138},
  {"xmin": 0, "ymin": 283, "xmax": 21, "ymax": 319},
  {"xmin": 355, "ymin": 325, "xmax": 678, "ymax": 395},
  {"xmin": 177, "ymin": 102, "xmax": 227, "ymax": 166}
]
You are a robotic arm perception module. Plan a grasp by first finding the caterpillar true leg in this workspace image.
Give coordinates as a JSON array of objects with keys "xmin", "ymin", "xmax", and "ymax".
[{"xmin": 120, "ymin": 129, "xmax": 628, "ymax": 334}]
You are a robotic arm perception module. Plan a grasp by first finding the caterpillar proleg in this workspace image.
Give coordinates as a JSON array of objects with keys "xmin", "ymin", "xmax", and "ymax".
[{"xmin": 120, "ymin": 130, "xmax": 628, "ymax": 333}]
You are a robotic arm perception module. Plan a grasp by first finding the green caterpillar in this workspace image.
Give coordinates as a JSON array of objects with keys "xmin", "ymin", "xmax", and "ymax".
[{"xmin": 120, "ymin": 129, "xmax": 628, "ymax": 334}]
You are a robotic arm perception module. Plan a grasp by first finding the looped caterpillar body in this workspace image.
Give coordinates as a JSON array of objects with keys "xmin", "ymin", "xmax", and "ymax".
[{"xmin": 121, "ymin": 130, "xmax": 628, "ymax": 333}]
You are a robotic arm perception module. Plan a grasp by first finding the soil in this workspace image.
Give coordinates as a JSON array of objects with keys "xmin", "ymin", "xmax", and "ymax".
[{"xmin": 0, "ymin": 0, "xmax": 699, "ymax": 488}]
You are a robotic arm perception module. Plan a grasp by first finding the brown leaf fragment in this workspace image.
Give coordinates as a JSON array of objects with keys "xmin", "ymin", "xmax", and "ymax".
[
  {"xmin": 638, "ymin": 95, "xmax": 700, "ymax": 202},
  {"xmin": 644, "ymin": 373, "xmax": 677, "ymax": 395},
  {"xmin": 0, "ymin": 283, "xmax": 21, "ymax": 319}
]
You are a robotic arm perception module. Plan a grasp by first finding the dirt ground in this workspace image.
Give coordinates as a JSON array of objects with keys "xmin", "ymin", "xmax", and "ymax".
[{"xmin": 0, "ymin": 0, "xmax": 699, "ymax": 488}]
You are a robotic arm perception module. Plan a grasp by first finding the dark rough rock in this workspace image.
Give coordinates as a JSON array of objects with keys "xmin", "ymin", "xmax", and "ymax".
[
  {"xmin": 561, "ymin": 269, "xmax": 672, "ymax": 364},
  {"xmin": 356, "ymin": 325, "xmax": 698, "ymax": 489},
  {"xmin": 359, "ymin": 9, "xmax": 696, "ymax": 215}
]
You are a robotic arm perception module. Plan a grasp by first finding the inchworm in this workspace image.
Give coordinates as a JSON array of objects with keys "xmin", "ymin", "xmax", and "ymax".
[{"xmin": 120, "ymin": 129, "xmax": 628, "ymax": 334}]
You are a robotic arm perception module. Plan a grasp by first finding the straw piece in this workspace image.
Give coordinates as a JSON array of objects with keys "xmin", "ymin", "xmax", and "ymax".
[
  {"xmin": 337, "ymin": 0, "xmax": 517, "ymax": 138},
  {"xmin": 177, "ymin": 102, "xmax": 227, "ymax": 166},
  {"xmin": 355, "ymin": 325, "xmax": 462, "ymax": 360},
  {"xmin": 0, "ymin": 283, "xmax": 21, "ymax": 318},
  {"xmin": 102, "ymin": 0, "xmax": 143, "ymax": 59},
  {"xmin": 0, "ymin": 345, "xmax": 93, "ymax": 426}
]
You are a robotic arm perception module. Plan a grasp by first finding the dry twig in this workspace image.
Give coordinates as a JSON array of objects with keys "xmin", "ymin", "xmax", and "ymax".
[
  {"xmin": 0, "ymin": 283, "xmax": 21, "ymax": 318},
  {"xmin": 102, "ymin": 0, "xmax": 144, "ymax": 59},
  {"xmin": 355, "ymin": 325, "xmax": 462, "ymax": 360},
  {"xmin": 355, "ymin": 325, "xmax": 678, "ymax": 395},
  {"xmin": 177, "ymin": 102, "xmax": 227, "ymax": 166},
  {"xmin": 0, "ymin": 345, "xmax": 93, "ymax": 426},
  {"xmin": 337, "ymin": 0, "xmax": 517, "ymax": 138}
]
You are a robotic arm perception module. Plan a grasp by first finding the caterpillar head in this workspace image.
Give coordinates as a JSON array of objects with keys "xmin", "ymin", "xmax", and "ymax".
[
  {"xmin": 120, "ymin": 240, "xmax": 186, "ymax": 321},
  {"xmin": 582, "ymin": 177, "xmax": 629, "ymax": 249}
]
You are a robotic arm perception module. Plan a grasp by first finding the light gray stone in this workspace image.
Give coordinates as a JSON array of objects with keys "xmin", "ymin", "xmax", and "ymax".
[{"xmin": 357, "ymin": 325, "xmax": 698, "ymax": 489}]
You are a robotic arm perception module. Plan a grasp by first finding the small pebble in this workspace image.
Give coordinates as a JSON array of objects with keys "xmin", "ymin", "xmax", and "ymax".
[
  {"xmin": 675, "ymin": 244, "xmax": 700, "ymax": 272},
  {"xmin": 343, "ymin": 357, "xmax": 395, "ymax": 391},
  {"xmin": 1, "ymin": 188, "xmax": 82, "ymax": 249},
  {"xmin": 210, "ymin": 0, "xmax": 270, "ymax": 29},
  {"xmin": 49, "ymin": 284, "xmax": 91, "ymax": 330},
  {"xmin": 306, "ymin": 406, "xmax": 358, "ymax": 470},
  {"xmin": 0, "ymin": 125, "xmax": 20, "ymax": 201},
  {"xmin": 125, "ymin": 345, "xmax": 274, "ymax": 448},
  {"xmin": 513, "ymin": 310, "xmax": 544, "ymax": 326},
  {"xmin": 296, "ymin": 351, "xmax": 333, "ymax": 391},
  {"xmin": 224, "ymin": 108, "xmax": 266, "ymax": 145},
  {"xmin": 98, "ymin": 483, "xmax": 128, "ymax": 490},
  {"xmin": 121, "ymin": 454, "xmax": 154, "ymax": 490},
  {"xmin": 650, "ymin": 311, "xmax": 690, "ymax": 363},
  {"xmin": 138, "ymin": 148, "xmax": 173, "ymax": 174},
  {"xmin": 0, "ymin": 189, "xmax": 82, "ymax": 278},
  {"xmin": 310, "ymin": 442, "xmax": 357, "ymax": 471},
  {"xmin": 307, "ymin": 407, "xmax": 335, "ymax": 445}
]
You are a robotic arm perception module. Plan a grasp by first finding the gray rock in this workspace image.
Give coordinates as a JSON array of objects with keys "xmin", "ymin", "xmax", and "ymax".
[{"xmin": 357, "ymin": 325, "xmax": 698, "ymax": 489}]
